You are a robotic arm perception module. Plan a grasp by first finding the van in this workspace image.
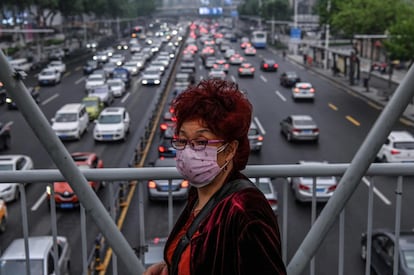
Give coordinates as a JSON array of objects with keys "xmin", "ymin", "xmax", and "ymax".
[
  {"xmin": 0, "ymin": 236, "xmax": 71, "ymax": 275},
  {"xmin": 376, "ymin": 131, "xmax": 414, "ymax": 162},
  {"xmin": 51, "ymin": 103, "xmax": 89, "ymax": 140},
  {"xmin": 8, "ymin": 58, "xmax": 33, "ymax": 72}
]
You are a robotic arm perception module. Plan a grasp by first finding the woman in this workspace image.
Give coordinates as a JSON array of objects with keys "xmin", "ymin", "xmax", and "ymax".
[{"xmin": 144, "ymin": 79, "xmax": 286, "ymax": 275}]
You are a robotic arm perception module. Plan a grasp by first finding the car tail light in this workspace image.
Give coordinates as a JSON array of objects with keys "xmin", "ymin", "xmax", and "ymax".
[
  {"xmin": 263, "ymin": 64, "xmax": 269, "ymax": 69},
  {"xmin": 293, "ymin": 128, "xmax": 301, "ymax": 133},
  {"xmin": 257, "ymin": 135, "xmax": 264, "ymax": 141},
  {"xmin": 274, "ymin": 64, "xmax": 278, "ymax": 68},
  {"xmin": 160, "ymin": 123, "xmax": 167, "ymax": 131},
  {"xmin": 148, "ymin": 180, "xmax": 157, "ymax": 189},
  {"xmin": 213, "ymin": 64, "xmax": 218, "ymax": 68},
  {"xmin": 293, "ymin": 88, "xmax": 300, "ymax": 93},
  {"xmin": 299, "ymin": 184, "xmax": 310, "ymax": 191},
  {"xmin": 391, "ymin": 149, "xmax": 400, "ymax": 155},
  {"xmin": 328, "ymin": 185, "xmax": 337, "ymax": 192},
  {"xmin": 238, "ymin": 68, "xmax": 243, "ymax": 73},
  {"xmin": 181, "ymin": 180, "xmax": 189, "ymax": 188},
  {"xmin": 250, "ymin": 68, "xmax": 255, "ymax": 72},
  {"xmin": 268, "ymin": 199, "xmax": 277, "ymax": 207},
  {"xmin": 158, "ymin": 146, "xmax": 166, "ymax": 153},
  {"xmin": 313, "ymin": 128, "xmax": 319, "ymax": 133},
  {"xmin": 310, "ymin": 88, "xmax": 315, "ymax": 93}
]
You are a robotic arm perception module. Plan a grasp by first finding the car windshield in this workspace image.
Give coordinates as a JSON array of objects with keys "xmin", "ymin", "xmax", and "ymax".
[
  {"xmin": 0, "ymin": 259, "xmax": 43, "ymax": 274},
  {"xmin": 248, "ymin": 128, "xmax": 259, "ymax": 135},
  {"xmin": 98, "ymin": 114, "xmax": 122, "ymax": 124},
  {"xmin": 41, "ymin": 70, "xmax": 55, "ymax": 76},
  {"xmin": 0, "ymin": 164, "xmax": 13, "ymax": 171},
  {"xmin": 92, "ymin": 87, "xmax": 109, "ymax": 94},
  {"xmin": 89, "ymin": 75, "xmax": 104, "ymax": 81},
  {"xmin": 295, "ymin": 119, "xmax": 314, "ymax": 126},
  {"xmin": 108, "ymin": 81, "xmax": 122, "ymax": 87},
  {"xmin": 403, "ymin": 250, "xmax": 414, "ymax": 270},
  {"xmin": 55, "ymin": 113, "xmax": 77, "ymax": 122},
  {"xmin": 394, "ymin": 142, "xmax": 414, "ymax": 150},
  {"xmin": 82, "ymin": 100, "xmax": 98, "ymax": 107}
]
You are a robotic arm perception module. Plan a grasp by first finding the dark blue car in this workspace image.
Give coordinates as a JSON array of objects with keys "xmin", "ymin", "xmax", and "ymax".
[{"xmin": 112, "ymin": 67, "xmax": 131, "ymax": 87}]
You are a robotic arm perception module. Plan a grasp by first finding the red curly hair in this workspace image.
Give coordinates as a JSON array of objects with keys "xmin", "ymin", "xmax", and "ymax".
[{"xmin": 172, "ymin": 79, "xmax": 252, "ymax": 171}]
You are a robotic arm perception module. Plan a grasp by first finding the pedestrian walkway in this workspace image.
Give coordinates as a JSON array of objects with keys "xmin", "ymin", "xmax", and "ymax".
[{"xmin": 284, "ymin": 53, "xmax": 414, "ymax": 125}]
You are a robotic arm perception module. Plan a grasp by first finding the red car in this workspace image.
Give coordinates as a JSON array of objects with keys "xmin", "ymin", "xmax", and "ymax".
[{"xmin": 47, "ymin": 152, "xmax": 104, "ymax": 209}]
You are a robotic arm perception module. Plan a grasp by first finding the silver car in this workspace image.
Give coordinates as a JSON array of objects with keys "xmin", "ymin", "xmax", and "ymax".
[
  {"xmin": 249, "ymin": 177, "xmax": 278, "ymax": 212},
  {"xmin": 280, "ymin": 115, "xmax": 319, "ymax": 142},
  {"xmin": 292, "ymin": 82, "xmax": 315, "ymax": 101},
  {"xmin": 290, "ymin": 161, "xmax": 338, "ymax": 202},
  {"xmin": 147, "ymin": 158, "xmax": 189, "ymax": 201},
  {"xmin": 0, "ymin": 236, "xmax": 71, "ymax": 275}
]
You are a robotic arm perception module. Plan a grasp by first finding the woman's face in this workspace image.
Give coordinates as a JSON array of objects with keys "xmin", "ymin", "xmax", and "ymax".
[{"xmin": 178, "ymin": 119, "xmax": 228, "ymax": 166}]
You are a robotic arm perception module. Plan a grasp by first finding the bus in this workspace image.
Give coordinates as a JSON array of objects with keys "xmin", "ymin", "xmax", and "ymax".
[{"xmin": 251, "ymin": 30, "xmax": 267, "ymax": 49}]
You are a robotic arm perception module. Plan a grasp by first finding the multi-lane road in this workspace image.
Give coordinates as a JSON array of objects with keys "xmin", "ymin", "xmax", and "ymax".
[{"xmin": 1, "ymin": 33, "xmax": 414, "ymax": 275}]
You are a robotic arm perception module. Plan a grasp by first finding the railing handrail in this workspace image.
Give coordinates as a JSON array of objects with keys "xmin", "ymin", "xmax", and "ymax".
[{"xmin": 1, "ymin": 163, "xmax": 414, "ymax": 183}]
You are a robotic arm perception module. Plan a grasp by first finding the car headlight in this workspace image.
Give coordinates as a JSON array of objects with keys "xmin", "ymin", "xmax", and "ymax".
[
  {"xmin": 116, "ymin": 61, "xmax": 122, "ymax": 66},
  {"xmin": 46, "ymin": 186, "xmax": 51, "ymax": 195},
  {"xmin": 6, "ymin": 98, "xmax": 12, "ymax": 103},
  {"xmin": 93, "ymin": 56, "xmax": 97, "ymax": 60},
  {"xmin": 154, "ymin": 80, "xmax": 160, "ymax": 84},
  {"xmin": 142, "ymin": 80, "xmax": 148, "ymax": 84}
]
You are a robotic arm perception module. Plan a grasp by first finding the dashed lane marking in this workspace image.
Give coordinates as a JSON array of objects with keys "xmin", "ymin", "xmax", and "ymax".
[
  {"xmin": 363, "ymin": 177, "xmax": 392, "ymax": 205},
  {"xmin": 41, "ymin": 94, "xmax": 59, "ymax": 106},
  {"xmin": 275, "ymin": 90, "xmax": 286, "ymax": 102},
  {"xmin": 328, "ymin": 103, "xmax": 338, "ymax": 111},
  {"xmin": 345, "ymin": 115, "xmax": 361, "ymax": 126},
  {"xmin": 260, "ymin": 75, "xmax": 267, "ymax": 82}
]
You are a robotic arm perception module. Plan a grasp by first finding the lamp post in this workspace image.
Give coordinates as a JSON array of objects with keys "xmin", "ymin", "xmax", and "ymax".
[
  {"xmin": 324, "ymin": 0, "xmax": 331, "ymax": 70},
  {"xmin": 293, "ymin": 0, "xmax": 299, "ymax": 55}
]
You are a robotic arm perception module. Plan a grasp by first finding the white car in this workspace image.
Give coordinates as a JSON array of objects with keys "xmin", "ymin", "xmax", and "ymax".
[
  {"xmin": 107, "ymin": 78, "xmax": 126, "ymax": 97},
  {"xmin": 109, "ymin": 54, "xmax": 125, "ymax": 66},
  {"xmin": 93, "ymin": 107, "xmax": 130, "ymax": 142},
  {"xmin": 376, "ymin": 131, "xmax": 414, "ymax": 162},
  {"xmin": 0, "ymin": 155, "xmax": 34, "ymax": 202},
  {"xmin": 51, "ymin": 103, "xmax": 90, "ymax": 140},
  {"xmin": 141, "ymin": 66, "xmax": 162, "ymax": 85},
  {"xmin": 208, "ymin": 67, "xmax": 226, "ymax": 80},
  {"xmin": 123, "ymin": 61, "xmax": 140, "ymax": 76},
  {"xmin": 88, "ymin": 85, "xmax": 114, "ymax": 106},
  {"xmin": 47, "ymin": 60, "xmax": 66, "ymax": 73},
  {"xmin": 292, "ymin": 82, "xmax": 315, "ymax": 101},
  {"xmin": 85, "ymin": 74, "xmax": 106, "ymax": 91},
  {"xmin": 38, "ymin": 68, "xmax": 61, "ymax": 86}
]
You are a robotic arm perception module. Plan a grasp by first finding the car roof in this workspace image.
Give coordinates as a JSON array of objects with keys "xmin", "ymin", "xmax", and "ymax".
[
  {"xmin": 388, "ymin": 131, "xmax": 414, "ymax": 142},
  {"xmin": 101, "ymin": 107, "xmax": 125, "ymax": 115},
  {"xmin": 291, "ymin": 115, "xmax": 314, "ymax": 120},
  {"xmin": 0, "ymin": 236, "xmax": 66, "ymax": 260}
]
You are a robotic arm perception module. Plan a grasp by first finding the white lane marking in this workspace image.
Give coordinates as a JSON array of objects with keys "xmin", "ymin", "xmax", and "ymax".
[
  {"xmin": 31, "ymin": 192, "xmax": 47, "ymax": 211},
  {"xmin": 230, "ymin": 75, "xmax": 236, "ymax": 82},
  {"xmin": 362, "ymin": 177, "xmax": 391, "ymax": 205},
  {"xmin": 253, "ymin": 116, "xmax": 266, "ymax": 135},
  {"xmin": 121, "ymin": 92, "xmax": 130, "ymax": 103},
  {"xmin": 75, "ymin": 76, "xmax": 85, "ymax": 85},
  {"xmin": 275, "ymin": 90, "xmax": 287, "ymax": 102},
  {"xmin": 41, "ymin": 94, "xmax": 59, "ymax": 106},
  {"xmin": 260, "ymin": 75, "xmax": 267, "ymax": 82}
]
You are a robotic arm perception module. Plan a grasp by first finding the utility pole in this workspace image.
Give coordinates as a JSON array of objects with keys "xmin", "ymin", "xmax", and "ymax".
[
  {"xmin": 293, "ymin": 0, "xmax": 299, "ymax": 55},
  {"xmin": 324, "ymin": 0, "xmax": 331, "ymax": 70}
]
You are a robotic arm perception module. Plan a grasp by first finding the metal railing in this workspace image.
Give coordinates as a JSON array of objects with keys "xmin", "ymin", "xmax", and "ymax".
[{"xmin": 1, "ymin": 163, "xmax": 414, "ymax": 275}]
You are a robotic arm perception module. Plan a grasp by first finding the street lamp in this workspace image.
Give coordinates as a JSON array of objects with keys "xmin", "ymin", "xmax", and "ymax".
[{"xmin": 324, "ymin": 0, "xmax": 331, "ymax": 70}]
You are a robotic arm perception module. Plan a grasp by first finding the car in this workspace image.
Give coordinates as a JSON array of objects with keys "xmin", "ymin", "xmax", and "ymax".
[
  {"xmin": 81, "ymin": 96, "xmax": 104, "ymax": 120},
  {"xmin": 0, "ymin": 155, "xmax": 34, "ymax": 202},
  {"xmin": 376, "ymin": 131, "xmax": 414, "ymax": 163},
  {"xmin": 244, "ymin": 46, "xmax": 256, "ymax": 56},
  {"xmin": 38, "ymin": 67, "xmax": 61, "ymax": 86},
  {"xmin": 6, "ymin": 87, "xmax": 40, "ymax": 110},
  {"xmin": 229, "ymin": 53, "xmax": 245, "ymax": 65},
  {"xmin": 292, "ymin": 82, "xmax": 315, "ymax": 101},
  {"xmin": 141, "ymin": 67, "xmax": 162, "ymax": 86},
  {"xmin": 93, "ymin": 107, "xmax": 130, "ymax": 142},
  {"xmin": 238, "ymin": 63, "xmax": 255, "ymax": 77},
  {"xmin": 158, "ymin": 138, "xmax": 177, "ymax": 158},
  {"xmin": 112, "ymin": 67, "xmax": 131, "ymax": 87},
  {"xmin": 0, "ymin": 236, "xmax": 71, "ymax": 275},
  {"xmin": 107, "ymin": 78, "xmax": 126, "ymax": 97},
  {"xmin": 280, "ymin": 71, "xmax": 301, "ymax": 87},
  {"xmin": 48, "ymin": 48, "xmax": 65, "ymax": 60},
  {"xmin": 116, "ymin": 40, "xmax": 129, "ymax": 50},
  {"xmin": 204, "ymin": 56, "xmax": 216, "ymax": 69},
  {"xmin": 147, "ymin": 158, "xmax": 189, "ymax": 201},
  {"xmin": 173, "ymin": 72, "xmax": 193, "ymax": 93},
  {"xmin": 180, "ymin": 60, "xmax": 196, "ymax": 73},
  {"xmin": 200, "ymin": 46, "xmax": 215, "ymax": 61},
  {"xmin": 149, "ymin": 61, "xmax": 166, "ymax": 75},
  {"xmin": 123, "ymin": 61, "xmax": 140, "ymax": 76},
  {"xmin": 142, "ymin": 237, "xmax": 167, "ymax": 268},
  {"xmin": 47, "ymin": 60, "xmax": 66, "ymax": 73},
  {"xmin": 224, "ymin": 48, "xmax": 236, "ymax": 59},
  {"xmin": 248, "ymin": 121, "xmax": 264, "ymax": 152},
  {"xmin": 290, "ymin": 161, "xmax": 338, "ymax": 202},
  {"xmin": 280, "ymin": 115, "xmax": 319, "ymax": 142},
  {"xmin": 93, "ymin": 51, "xmax": 109, "ymax": 63},
  {"xmin": 249, "ymin": 177, "xmax": 278, "ymax": 212},
  {"xmin": 86, "ymin": 41, "xmax": 98, "ymax": 50},
  {"xmin": 109, "ymin": 53, "xmax": 125, "ymax": 66},
  {"xmin": 102, "ymin": 62, "xmax": 117, "ymax": 78},
  {"xmin": 83, "ymin": 60, "xmax": 99, "ymax": 75},
  {"xmin": 260, "ymin": 58, "xmax": 279, "ymax": 72},
  {"xmin": 208, "ymin": 67, "xmax": 226, "ymax": 80},
  {"xmin": 85, "ymin": 73, "xmax": 106, "ymax": 92},
  {"xmin": 47, "ymin": 152, "xmax": 104, "ymax": 209},
  {"xmin": 88, "ymin": 85, "xmax": 114, "ymax": 106},
  {"xmin": 51, "ymin": 103, "xmax": 89, "ymax": 140},
  {"xmin": 0, "ymin": 81, "xmax": 6, "ymax": 105},
  {"xmin": 0, "ymin": 199, "xmax": 7, "ymax": 232},
  {"xmin": 129, "ymin": 43, "xmax": 141, "ymax": 53},
  {"xmin": 214, "ymin": 59, "xmax": 229, "ymax": 73},
  {"xmin": 0, "ymin": 121, "xmax": 12, "ymax": 151},
  {"xmin": 361, "ymin": 229, "xmax": 414, "ymax": 275}
]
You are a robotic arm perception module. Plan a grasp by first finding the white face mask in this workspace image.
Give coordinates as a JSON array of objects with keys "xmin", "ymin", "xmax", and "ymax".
[{"xmin": 176, "ymin": 144, "xmax": 228, "ymax": 188}]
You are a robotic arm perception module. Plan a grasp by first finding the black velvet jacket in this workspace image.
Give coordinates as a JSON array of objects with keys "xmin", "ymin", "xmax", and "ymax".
[{"xmin": 164, "ymin": 172, "xmax": 287, "ymax": 275}]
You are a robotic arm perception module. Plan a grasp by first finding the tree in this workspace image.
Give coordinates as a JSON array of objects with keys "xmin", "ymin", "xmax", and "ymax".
[{"xmin": 261, "ymin": 0, "xmax": 291, "ymax": 21}]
